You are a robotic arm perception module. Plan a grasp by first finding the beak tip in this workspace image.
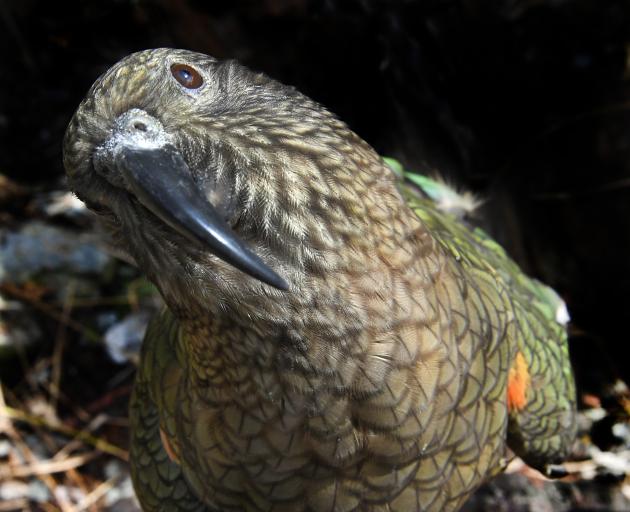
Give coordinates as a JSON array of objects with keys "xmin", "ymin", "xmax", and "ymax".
[
  {"xmin": 262, "ymin": 271, "xmax": 290, "ymax": 291},
  {"xmin": 275, "ymin": 277, "xmax": 290, "ymax": 291}
]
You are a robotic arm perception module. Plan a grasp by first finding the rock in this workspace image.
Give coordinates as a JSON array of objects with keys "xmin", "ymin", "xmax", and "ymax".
[
  {"xmin": 0, "ymin": 222, "xmax": 110, "ymax": 284},
  {"xmin": 0, "ymin": 297, "xmax": 42, "ymax": 356},
  {"xmin": 104, "ymin": 310, "xmax": 152, "ymax": 365},
  {"xmin": 103, "ymin": 460, "xmax": 141, "ymax": 511}
]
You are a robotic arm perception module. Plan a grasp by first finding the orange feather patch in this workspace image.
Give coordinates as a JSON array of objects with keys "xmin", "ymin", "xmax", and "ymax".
[
  {"xmin": 507, "ymin": 351, "xmax": 530, "ymax": 412},
  {"xmin": 160, "ymin": 427, "xmax": 180, "ymax": 465}
]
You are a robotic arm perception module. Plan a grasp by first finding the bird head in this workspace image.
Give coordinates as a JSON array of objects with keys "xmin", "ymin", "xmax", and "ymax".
[{"xmin": 63, "ymin": 48, "xmax": 401, "ymax": 323}]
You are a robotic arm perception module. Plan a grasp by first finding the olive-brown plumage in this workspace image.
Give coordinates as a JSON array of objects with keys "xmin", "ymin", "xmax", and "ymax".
[{"xmin": 63, "ymin": 49, "xmax": 576, "ymax": 511}]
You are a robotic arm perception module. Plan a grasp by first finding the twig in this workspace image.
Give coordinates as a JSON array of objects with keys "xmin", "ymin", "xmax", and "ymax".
[
  {"xmin": 51, "ymin": 281, "xmax": 76, "ymax": 412},
  {"xmin": 85, "ymin": 384, "xmax": 133, "ymax": 415},
  {"xmin": 0, "ymin": 283, "xmax": 100, "ymax": 342},
  {"xmin": 74, "ymin": 475, "xmax": 118, "ymax": 512},
  {"xmin": 65, "ymin": 466, "xmax": 94, "ymax": 512},
  {"xmin": 49, "ymin": 296, "xmax": 131, "ymax": 308},
  {"xmin": 2, "ymin": 451, "xmax": 100, "ymax": 478},
  {"xmin": 0, "ymin": 405, "xmax": 128, "ymax": 461},
  {"xmin": 0, "ymin": 385, "xmax": 73, "ymax": 512},
  {"xmin": 41, "ymin": 504, "xmax": 63, "ymax": 512},
  {"xmin": 0, "ymin": 384, "xmax": 10, "ymax": 433},
  {"xmin": 0, "ymin": 499, "xmax": 29, "ymax": 511},
  {"xmin": 53, "ymin": 414, "xmax": 108, "ymax": 461}
]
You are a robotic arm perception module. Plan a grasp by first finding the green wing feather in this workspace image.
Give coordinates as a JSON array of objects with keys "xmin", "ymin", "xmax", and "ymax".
[
  {"xmin": 129, "ymin": 310, "xmax": 207, "ymax": 511},
  {"xmin": 389, "ymin": 158, "xmax": 577, "ymax": 471}
]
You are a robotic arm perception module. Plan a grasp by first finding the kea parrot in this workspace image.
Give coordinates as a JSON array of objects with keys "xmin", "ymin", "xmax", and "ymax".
[{"xmin": 63, "ymin": 48, "xmax": 576, "ymax": 512}]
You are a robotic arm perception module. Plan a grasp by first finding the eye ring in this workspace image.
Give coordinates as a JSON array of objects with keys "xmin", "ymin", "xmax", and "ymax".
[{"xmin": 170, "ymin": 63, "xmax": 203, "ymax": 89}]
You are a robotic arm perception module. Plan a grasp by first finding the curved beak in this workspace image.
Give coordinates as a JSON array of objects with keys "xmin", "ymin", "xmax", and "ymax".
[{"xmin": 115, "ymin": 144, "xmax": 288, "ymax": 290}]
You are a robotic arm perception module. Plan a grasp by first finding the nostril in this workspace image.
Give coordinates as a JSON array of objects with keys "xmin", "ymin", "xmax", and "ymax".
[{"xmin": 133, "ymin": 121, "xmax": 147, "ymax": 132}]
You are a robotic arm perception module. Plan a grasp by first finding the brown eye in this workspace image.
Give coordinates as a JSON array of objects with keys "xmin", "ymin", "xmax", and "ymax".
[{"xmin": 170, "ymin": 63, "xmax": 203, "ymax": 89}]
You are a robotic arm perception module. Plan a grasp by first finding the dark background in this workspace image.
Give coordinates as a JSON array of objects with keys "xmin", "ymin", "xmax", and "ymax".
[{"xmin": 2, "ymin": 0, "xmax": 630, "ymax": 394}]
